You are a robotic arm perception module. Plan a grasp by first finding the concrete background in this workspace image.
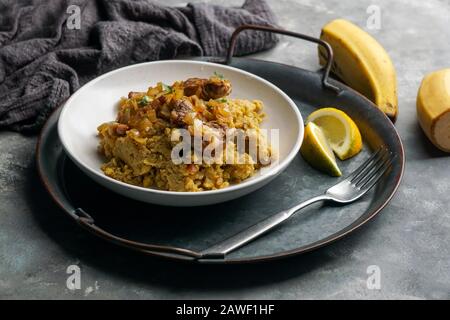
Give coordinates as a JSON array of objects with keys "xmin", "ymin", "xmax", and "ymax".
[{"xmin": 0, "ymin": 0, "xmax": 449, "ymax": 299}]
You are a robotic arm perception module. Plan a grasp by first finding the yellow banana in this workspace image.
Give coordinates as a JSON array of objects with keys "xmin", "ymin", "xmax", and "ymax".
[
  {"xmin": 319, "ymin": 19, "xmax": 398, "ymax": 121},
  {"xmin": 417, "ymin": 69, "xmax": 450, "ymax": 152}
]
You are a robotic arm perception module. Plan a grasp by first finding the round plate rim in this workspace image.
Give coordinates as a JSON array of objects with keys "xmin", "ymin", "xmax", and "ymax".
[{"xmin": 35, "ymin": 57, "xmax": 405, "ymax": 264}]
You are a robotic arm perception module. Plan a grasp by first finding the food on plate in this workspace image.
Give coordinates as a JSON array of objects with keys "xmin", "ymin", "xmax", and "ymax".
[
  {"xmin": 417, "ymin": 69, "xmax": 450, "ymax": 152},
  {"xmin": 97, "ymin": 74, "xmax": 273, "ymax": 192},
  {"xmin": 300, "ymin": 122, "xmax": 342, "ymax": 177},
  {"xmin": 307, "ymin": 107, "xmax": 362, "ymax": 160},
  {"xmin": 319, "ymin": 19, "xmax": 398, "ymax": 121}
]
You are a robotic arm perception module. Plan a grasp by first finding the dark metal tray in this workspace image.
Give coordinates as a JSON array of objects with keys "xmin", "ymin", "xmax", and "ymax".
[{"xmin": 36, "ymin": 26, "xmax": 404, "ymax": 264}]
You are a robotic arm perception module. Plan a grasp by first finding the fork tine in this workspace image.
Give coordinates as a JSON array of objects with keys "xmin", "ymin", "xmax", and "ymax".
[
  {"xmin": 354, "ymin": 149, "xmax": 389, "ymax": 187},
  {"xmin": 347, "ymin": 148, "xmax": 383, "ymax": 182},
  {"xmin": 359, "ymin": 156, "xmax": 394, "ymax": 191},
  {"xmin": 350, "ymin": 147, "xmax": 387, "ymax": 184}
]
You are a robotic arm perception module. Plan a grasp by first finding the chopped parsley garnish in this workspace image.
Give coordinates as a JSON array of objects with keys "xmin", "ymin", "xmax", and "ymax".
[
  {"xmin": 162, "ymin": 83, "xmax": 173, "ymax": 93},
  {"xmin": 215, "ymin": 98, "xmax": 228, "ymax": 103},
  {"xmin": 138, "ymin": 95, "xmax": 151, "ymax": 106},
  {"xmin": 213, "ymin": 71, "xmax": 225, "ymax": 80}
]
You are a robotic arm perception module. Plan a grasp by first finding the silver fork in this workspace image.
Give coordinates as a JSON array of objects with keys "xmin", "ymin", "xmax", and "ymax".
[{"xmin": 200, "ymin": 147, "xmax": 394, "ymax": 259}]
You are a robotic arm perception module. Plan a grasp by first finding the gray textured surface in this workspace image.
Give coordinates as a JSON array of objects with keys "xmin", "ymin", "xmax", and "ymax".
[{"xmin": 0, "ymin": 0, "xmax": 449, "ymax": 299}]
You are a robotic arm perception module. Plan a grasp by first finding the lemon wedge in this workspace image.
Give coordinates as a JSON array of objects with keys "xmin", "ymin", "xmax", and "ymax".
[
  {"xmin": 306, "ymin": 108, "xmax": 362, "ymax": 160},
  {"xmin": 300, "ymin": 122, "xmax": 342, "ymax": 177}
]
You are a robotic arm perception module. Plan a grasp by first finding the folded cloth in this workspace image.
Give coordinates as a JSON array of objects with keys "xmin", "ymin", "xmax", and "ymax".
[{"xmin": 0, "ymin": 0, "xmax": 278, "ymax": 133}]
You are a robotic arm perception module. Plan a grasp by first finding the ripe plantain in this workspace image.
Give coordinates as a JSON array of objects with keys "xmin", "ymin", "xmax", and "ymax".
[
  {"xmin": 417, "ymin": 69, "xmax": 450, "ymax": 152},
  {"xmin": 319, "ymin": 19, "xmax": 398, "ymax": 121}
]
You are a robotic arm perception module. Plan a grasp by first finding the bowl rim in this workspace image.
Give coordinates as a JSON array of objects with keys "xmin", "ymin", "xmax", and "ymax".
[{"xmin": 58, "ymin": 59, "xmax": 304, "ymax": 196}]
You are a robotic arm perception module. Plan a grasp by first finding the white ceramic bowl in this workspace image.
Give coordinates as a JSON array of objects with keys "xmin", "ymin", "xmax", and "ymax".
[{"xmin": 58, "ymin": 60, "xmax": 303, "ymax": 206}]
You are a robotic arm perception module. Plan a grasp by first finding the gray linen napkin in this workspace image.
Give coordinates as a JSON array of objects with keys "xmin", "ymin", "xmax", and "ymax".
[{"xmin": 0, "ymin": 0, "xmax": 278, "ymax": 132}]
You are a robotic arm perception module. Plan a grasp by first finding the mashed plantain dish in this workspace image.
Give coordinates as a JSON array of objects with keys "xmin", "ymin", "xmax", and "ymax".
[{"xmin": 97, "ymin": 74, "xmax": 273, "ymax": 192}]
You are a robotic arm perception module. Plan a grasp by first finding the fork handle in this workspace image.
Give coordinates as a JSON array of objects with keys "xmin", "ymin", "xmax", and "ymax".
[{"xmin": 200, "ymin": 195, "xmax": 328, "ymax": 259}]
